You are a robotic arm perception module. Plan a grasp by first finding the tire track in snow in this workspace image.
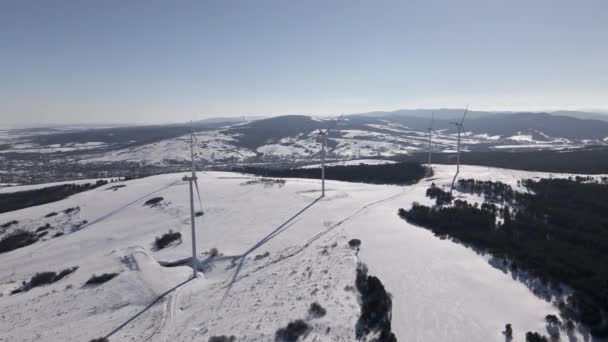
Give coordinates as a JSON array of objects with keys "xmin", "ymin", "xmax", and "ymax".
[
  {"xmin": 220, "ymin": 184, "xmax": 413, "ymax": 289},
  {"xmin": 124, "ymin": 247, "xmax": 193, "ymax": 342}
]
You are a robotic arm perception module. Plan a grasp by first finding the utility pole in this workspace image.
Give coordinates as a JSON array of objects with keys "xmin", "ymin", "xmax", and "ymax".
[
  {"xmin": 183, "ymin": 126, "xmax": 198, "ymax": 278},
  {"xmin": 321, "ymin": 133, "xmax": 326, "ymax": 197}
]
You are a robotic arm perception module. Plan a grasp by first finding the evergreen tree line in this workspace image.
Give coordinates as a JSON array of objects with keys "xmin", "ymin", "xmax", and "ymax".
[
  {"xmin": 0, "ymin": 180, "xmax": 108, "ymax": 214},
  {"xmin": 399, "ymin": 178, "xmax": 608, "ymax": 337},
  {"xmin": 235, "ymin": 162, "xmax": 428, "ymax": 185},
  {"xmin": 401, "ymin": 147, "xmax": 608, "ymax": 174}
]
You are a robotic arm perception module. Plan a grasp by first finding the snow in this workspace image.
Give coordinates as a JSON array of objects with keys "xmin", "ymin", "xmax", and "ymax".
[
  {"xmin": 0, "ymin": 178, "xmax": 115, "ymax": 194},
  {"xmin": 0, "ymin": 166, "xmax": 599, "ymax": 341},
  {"xmin": 83, "ymin": 131, "xmax": 256, "ymax": 165},
  {"xmin": 507, "ymin": 134, "xmax": 535, "ymax": 142},
  {"xmin": 0, "ymin": 141, "xmax": 108, "ymax": 154},
  {"xmin": 473, "ymin": 133, "xmax": 501, "ymax": 141}
]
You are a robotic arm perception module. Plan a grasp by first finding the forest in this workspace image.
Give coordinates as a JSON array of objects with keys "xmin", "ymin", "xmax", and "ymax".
[
  {"xmin": 399, "ymin": 147, "xmax": 608, "ymax": 174},
  {"xmin": 235, "ymin": 162, "xmax": 428, "ymax": 185},
  {"xmin": 399, "ymin": 177, "xmax": 608, "ymax": 337},
  {"xmin": 0, "ymin": 180, "xmax": 109, "ymax": 214}
]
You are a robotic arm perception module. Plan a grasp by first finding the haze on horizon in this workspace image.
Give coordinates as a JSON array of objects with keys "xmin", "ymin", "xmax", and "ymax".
[{"xmin": 1, "ymin": 0, "xmax": 607, "ymax": 126}]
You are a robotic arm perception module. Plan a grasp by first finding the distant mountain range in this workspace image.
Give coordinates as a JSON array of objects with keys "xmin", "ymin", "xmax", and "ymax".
[{"xmin": 1, "ymin": 110, "xmax": 608, "ymax": 170}]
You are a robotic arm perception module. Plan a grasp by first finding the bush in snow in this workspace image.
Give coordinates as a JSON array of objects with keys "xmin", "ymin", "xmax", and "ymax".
[
  {"xmin": 503, "ymin": 323, "xmax": 513, "ymax": 340},
  {"xmin": 85, "ymin": 273, "xmax": 118, "ymax": 286},
  {"xmin": 89, "ymin": 338, "xmax": 108, "ymax": 342},
  {"xmin": 241, "ymin": 178, "xmax": 286, "ymax": 187},
  {"xmin": 63, "ymin": 206, "xmax": 79, "ymax": 214},
  {"xmin": 29, "ymin": 272, "xmax": 57, "ymax": 288},
  {"xmin": 308, "ymin": 302, "xmax": 327, "ymax": 318},
  {"xmin": 0, "ymin": 229, "xmax": 38, "ymax": 254},
  {"xmin": 254, "ymin": 251, "xmax": 270, "ymax": 260},
  {"xmin": 35, "ymin": 223, "xmax": 51, "ymax": 232},
  {"xmin": 154, "ymin": 230, "xmax": 182, "ymax": 250},
  {"xmin": 195, "ymin": 211, "xmax": 204, "ymax": 217},
  {"xmin": 208, "ymin": 336, "xmax": 236, "ymax": 342},
  {"xmin": 275, "ymin": 319, "xmax": 310, "ymax": 342},
  {"xmin": 209, "ymin": 247, "xmax": 219, "ymax": 257},
  {"xmin": 525, "ymin": 331, "xmax": 549, "ymax": 342},
  {"xmin": 45, "ymin": 212, "xmax": 58, "ymax": 218},
  {"xmin": 355, "ymin": 263, "xmax": 397, "ymax": 342},
  {"xmin": 106, "ymin": 184, "xmax": 126, "ymax": 191},
  {"xmin": 55, "ymin": 267, "xmax": 79, "ymax": 281},
  {"xmin": 545, "ymin": 314, "xmax": 561, "ymax": 326},
  {"xmin": 1, "ymin": 220, "xmax": 18, "ymax": 228},
  {"xmin": 348, "ymin": 239, "xmax": 361, "ymax": 248},
  {"xmin": 144, "ymin": 197, "xmax": 164, "ymax": 206},
  {"xmin": 11, "ymin": 266, "xmax": 78, "ymax": 294}
]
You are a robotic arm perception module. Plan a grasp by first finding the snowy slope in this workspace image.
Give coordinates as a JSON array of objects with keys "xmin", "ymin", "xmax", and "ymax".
[
  {"xmin": 83, "ymin": 131, "xmax": 256, "ymax": 165},
  {"xmin": 0, "ymin": 167, "xmax": 601, "ymax": 341}
]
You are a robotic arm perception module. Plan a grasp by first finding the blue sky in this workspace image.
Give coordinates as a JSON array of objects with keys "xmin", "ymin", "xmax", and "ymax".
[{"xmin": 1, "ymin": 0, "xmax": 607, "ymax": 125}]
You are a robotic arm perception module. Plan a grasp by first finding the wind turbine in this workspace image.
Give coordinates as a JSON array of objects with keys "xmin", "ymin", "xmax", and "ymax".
[
  {"xmin": 427, "ymin": 112, "xmax": 436, "ymax": 170},
  {"xmin": 317, "ymin": 115, "xmax": 343, "ymax": 197},
  {"xmin": 183, "ymin": 123, "xmax": 203, "ymax": 278},
  {"xmin": 449, "ymin": 106, "xmax": 469, "ymax": 194}
]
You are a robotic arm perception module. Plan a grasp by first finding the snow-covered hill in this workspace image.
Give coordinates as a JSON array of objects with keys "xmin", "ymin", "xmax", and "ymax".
[
  {"xmin": 78, "ymin": 113, "xmax": 608, "ymax": 166},
  {"xmin": 0, "ymin": 165, "xmax": 597, "ymax": 341},
  {"xmin": 3, "ymin": 112, "xmax": 608, "ymax": 173}
]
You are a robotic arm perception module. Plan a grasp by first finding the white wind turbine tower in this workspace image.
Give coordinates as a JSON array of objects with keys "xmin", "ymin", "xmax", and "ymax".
[
  {"xmin": 449, "ymin": 106, "xmax": 469, "ymax": 194},
  {"xmin": 317, "ymin": 115, "xmax": 343, "ymax": 197},
  {"xmin": 427, "ymin": 112, "xmax": 436, "ymax": 170},
  {"xmin": 183, "ymin": 123, "xmax": 202, "ymax": 278}
]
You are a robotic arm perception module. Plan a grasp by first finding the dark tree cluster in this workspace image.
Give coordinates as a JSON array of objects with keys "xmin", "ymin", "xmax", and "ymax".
[
  {"xmin": 308, "ymin": 302, "xmax": 327, "ymax": 319},
  {"xmin": 208, "ymin": 336, "xmax": 236, "ymax": 342},
  {"xmin": 425, "ymin": 183, "xmax": 454, "ymax": 205},
  {"xmin": 11, "ymin": 266, "xmax": 78, "ymax": 294},
  {"xmin": 1, "ymin": 220, "xmax": 18, "ymax": 228},
  {"xmin": 457, "ymin": 179, "xmax": 517, "ymax": 203},
  {"xmin": 85, "ymin": 273, "xmax": 118, "ymax": 286},
  {"xmin": 525, "ymin": 331, "xmax": 549, "ymax": 342},
  {"xmin": 241, "ymin": 178, "xmax": 286, "ymax": 187},
  {"xmin": 144, "ymin": 197, "xmax": 164, "ymax": 206},
  {"xmin": 355, "ymin": 263, "xmax": 397, "ymax": 342},
  {"xmin": 275, "ymin": 319, "xmax": 310, "ymax": 342},
  {"xmin": 399, "ymin": 178, "xmax": 608, "ymax": 336},
  {"xmin": 154, "ymin": 230, "xmax": 182, "ymax": 250},
  {"xmin": 404, "ymin": 147, "xmax": 608, "ymax": 174},
  {"xmin": 348, "ymin": 239, "xmax": 362, "ymax": 248},
  {"xmin": 235, "ymin": 162, "xmax": 427, "ymax": 185},
  {"xmin": 0, "ymin": 180, "xmax": 108, "ymax": 214},
  {"xmin": 0, "ymin": 230, "xmax": 38, "ymax": 254}
]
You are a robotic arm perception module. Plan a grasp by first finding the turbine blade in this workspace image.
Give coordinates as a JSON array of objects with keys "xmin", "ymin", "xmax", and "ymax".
[
  {"xmin": 194, "ymin": 178, "xmax": 203, "ymax": 212},
  {"xmin": 326, "ymin": 114, "xmax": 344, "ymax": 134},
  {"xmin": 460, "ymin": 105, "xmax": 469, "ymax": 124}
]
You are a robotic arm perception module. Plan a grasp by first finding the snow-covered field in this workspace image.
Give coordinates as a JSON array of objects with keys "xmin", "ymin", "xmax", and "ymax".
[
  {"xmin": 84, "ymin": 131, "xmax": 257, "ymax": 165},
  {"xmin": 0, "ymin": 166, "xmax": 599, "ymax": 341}
]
